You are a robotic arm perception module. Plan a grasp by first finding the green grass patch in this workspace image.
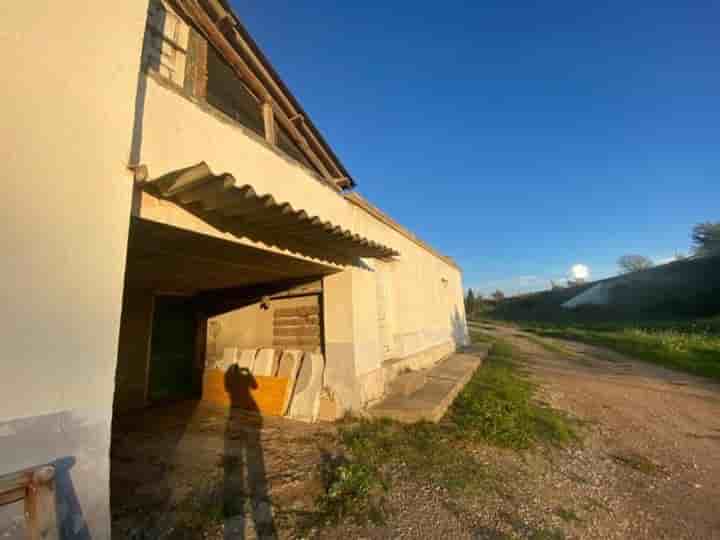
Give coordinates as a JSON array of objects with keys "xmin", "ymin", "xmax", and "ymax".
[
  {"xmin": 522, "ymin": 332, "xmax": 575, "ymax": 357},
  {"xmin": 312, "ymin": 334, "xmax": 579, "ymax": 526},
  {"xmin": 313, "ymin": 456, "xmax": 386, "ymax": 526},
  {"xmin": 451, "ymin": 336, "xmax": 579, "ymax": 449},
  {"xmin": 555, "ymin": 506, "xmax": 582, "ymax": 523},
  {"xmin": 522, "ymin": 319, "xmax": 720, "ymax": 381}
]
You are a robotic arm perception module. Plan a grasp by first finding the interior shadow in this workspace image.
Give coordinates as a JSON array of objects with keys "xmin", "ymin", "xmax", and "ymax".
[
  {"xmin": 110, "ymin": 400, "xmax": 201, "ymax": 539},
  {"xmin": 222, "ymin": 366, "xmax": 277, "ymax": 539}
]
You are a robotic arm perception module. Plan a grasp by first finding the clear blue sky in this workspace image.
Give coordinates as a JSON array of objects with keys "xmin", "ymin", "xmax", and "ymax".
[{"xmin": 233, "ymin": 1, "xmax": 719, "ymax": 296}]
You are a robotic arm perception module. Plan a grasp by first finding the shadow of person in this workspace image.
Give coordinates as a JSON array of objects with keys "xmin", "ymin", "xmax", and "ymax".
[{"xmin": 223, "ymin": 366, "xmax": 278, "ymax": 539}]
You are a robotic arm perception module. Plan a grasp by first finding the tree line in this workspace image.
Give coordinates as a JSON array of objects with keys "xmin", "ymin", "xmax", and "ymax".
[
  {"xmin": 464, "ymin": 289, "xmax": 505, "ymax": 318},
  {"xmin": 616, "ymin": 221, "xmax": 720, "ymax": 274}
]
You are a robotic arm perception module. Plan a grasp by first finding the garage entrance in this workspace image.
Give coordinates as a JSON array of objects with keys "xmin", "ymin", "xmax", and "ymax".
[
  {"xmin": 110, "ymin": 216, "xmax": 340, "ymax": 536},
  {"xmin": 148, "ymin": 295, "xmax": 198, "ymax": 403}
]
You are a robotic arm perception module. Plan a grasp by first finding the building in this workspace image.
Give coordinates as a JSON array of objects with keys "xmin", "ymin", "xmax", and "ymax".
[{"xmin": 0, "ymin": 1, "xmax": 467, "ymax": 537}]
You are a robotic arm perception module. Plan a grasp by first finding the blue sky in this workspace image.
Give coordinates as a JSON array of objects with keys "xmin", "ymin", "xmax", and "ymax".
[{"xmin": 233, "ymin": 1, "xmax": 719, "ymax": 296}]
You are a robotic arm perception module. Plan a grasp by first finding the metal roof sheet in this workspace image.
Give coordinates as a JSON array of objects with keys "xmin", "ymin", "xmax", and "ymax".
[{"xmin": 140, "ymin": 162, "xmax": 399, "ymax": 262}]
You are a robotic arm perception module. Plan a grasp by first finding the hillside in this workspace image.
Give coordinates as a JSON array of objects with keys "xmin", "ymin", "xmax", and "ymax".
[{"xmin": 490, "ymin": 254, "xmax": 720, "ymax": 323}]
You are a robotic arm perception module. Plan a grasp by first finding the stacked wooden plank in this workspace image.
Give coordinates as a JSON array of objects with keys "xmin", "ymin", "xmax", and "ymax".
[
  {"xmin": 272, "ymin": 305, "xmax": 322, "ymax": 352},
  {"xmin": 202, "ymin": 348, "xmax": 323, "ymax": 420}
]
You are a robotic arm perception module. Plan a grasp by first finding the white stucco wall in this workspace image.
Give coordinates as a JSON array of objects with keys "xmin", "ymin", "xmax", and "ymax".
[
  {"xmin": 0, "ymin": 2, "xmax": 147, "ymax": 537},
  {"xmin": 343, "ymin": 202, "xmax": 468, "ymax": 404},
  {"xmin": 137, "ymin": 76, "xmax": 354, "ymax": 232},
  {"xmin": 109, "ymin": 7, "xmax": 465, "ymax": 417},
  {"xmin": 133, "ymin": 76, "xmax": 468, "ymax": 410},
  {"xmin": 322, "ymin": 199, "xmax": 468, "ymax": 410}
]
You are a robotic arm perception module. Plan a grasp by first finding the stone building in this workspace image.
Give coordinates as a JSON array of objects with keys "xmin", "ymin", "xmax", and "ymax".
[{"xmin": 0, "ymin": 1, "xmax": 467, "ymax": 537}]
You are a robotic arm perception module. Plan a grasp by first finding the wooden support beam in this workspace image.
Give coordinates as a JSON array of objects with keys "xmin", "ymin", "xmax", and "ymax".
[
  {"xmin": 185, "ymin": 27, "xmax": 208, "ymax": 98},
  {"xmin": 262, "ymin": 101, "xmax": 276, "ymax": 145}
]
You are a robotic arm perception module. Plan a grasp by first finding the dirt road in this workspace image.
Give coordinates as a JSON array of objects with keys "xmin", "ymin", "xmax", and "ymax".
[{"xmin": 477, "ymin": 322, "xmax": 720, "ymax": 539}]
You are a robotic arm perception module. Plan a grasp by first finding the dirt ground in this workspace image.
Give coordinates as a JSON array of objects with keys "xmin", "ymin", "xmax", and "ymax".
[
  {"xmin": 111, "ymin": 402, "xmax": 340, "ymax": 539},
  {"xmin": 111, "ymin": 325, "xmax": 720, "ymax": 539},
  {"xmin": 467, "ymin": 323, "xmax": 720, "ymax": 540}
]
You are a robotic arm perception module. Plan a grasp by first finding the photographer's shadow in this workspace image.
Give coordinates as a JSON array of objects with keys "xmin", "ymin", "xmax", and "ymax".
[{"xmin": 222, "ymin": 366, "xmax": 277, "ymax": 540}]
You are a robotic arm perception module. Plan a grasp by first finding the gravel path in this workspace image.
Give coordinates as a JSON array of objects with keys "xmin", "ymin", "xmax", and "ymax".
[
  {"xmin": 471, "ymin": 323, "xmax": 720, "ymax": 539},
  {"xmin": 321, "ymin": 323, "xmax": 720, "ymax": 539}
]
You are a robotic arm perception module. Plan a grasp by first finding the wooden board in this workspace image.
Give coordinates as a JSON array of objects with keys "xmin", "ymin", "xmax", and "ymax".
[
  {"xmin": 274, "ymin": 326, "xmax": 320, "ymax": 337},
  {"xmin": 274, "ymin": 305, "xmax": 320, "ymax": 317},
  {"xmin": 273, "ymin": 315, "xmax": 320, "ymax": 327},
  {"xmin": 202, "ymin": 368, "xmax": 288, "ymax": 416},
  {"xmin": 272, "ymin": 336, "xmax": 321, "ymax": 347}
]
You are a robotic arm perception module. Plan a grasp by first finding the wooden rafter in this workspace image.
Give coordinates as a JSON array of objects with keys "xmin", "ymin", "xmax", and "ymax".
[{"xmin": 176, "ymin": 0, "xmax": 343, "ymax": 187}]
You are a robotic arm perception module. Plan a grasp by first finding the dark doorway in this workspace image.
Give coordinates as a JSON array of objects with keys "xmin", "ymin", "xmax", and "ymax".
[{"xmin": 148, "ymin": 295, "xmax": 198, "ymax": 403}]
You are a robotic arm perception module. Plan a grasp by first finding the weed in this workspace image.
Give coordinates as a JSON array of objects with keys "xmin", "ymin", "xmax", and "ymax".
[
  {"xmin": 315, "ymin": 455, "xmax": 386, "ymax": 525},
  {"xmin": 529, "ymin": 527, "xmax": 566, "ymax": 540},
  {"xmin": 523, "ymin": 333, "xmax": 573, "ymax": 357},
  {"xmin": 306, "ymin": 333, "xmax": 578, "ymax": 530},
  {"xmin": 339, "ymin": 418, "xmax": 496, "ymax": 495},
  {"xmin": 555, "ymin": 506, "xmax": 581, "ymax": 523}
]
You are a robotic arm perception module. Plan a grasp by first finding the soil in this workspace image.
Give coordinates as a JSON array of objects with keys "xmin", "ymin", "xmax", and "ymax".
[{"xmin": 111, "ymin": 324, "xmax": 720, "ymax": 539}]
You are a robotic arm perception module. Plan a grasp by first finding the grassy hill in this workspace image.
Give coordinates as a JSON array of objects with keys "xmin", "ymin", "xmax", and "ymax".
[{"xmin": 489, "ymin": 254, "xmax": 720, "ymax": 324}]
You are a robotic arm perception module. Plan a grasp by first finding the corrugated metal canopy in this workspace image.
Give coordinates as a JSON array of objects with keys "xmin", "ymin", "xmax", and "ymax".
[{"xmin": 140, "ymin": 162, "xmax": 399, "ymax": 263}]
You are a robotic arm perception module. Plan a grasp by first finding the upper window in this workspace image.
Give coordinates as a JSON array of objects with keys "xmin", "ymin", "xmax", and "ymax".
[
  {"xmin": 206, "ymin": 47, "xmax": 265, "ymax": 137},
  {"xmin": 141, "ymin": 2, "xmax": 326, "ymax": 179},
  {"xmin": 143, "ymin": 1, "xmax": 189, "ymax": 86}
]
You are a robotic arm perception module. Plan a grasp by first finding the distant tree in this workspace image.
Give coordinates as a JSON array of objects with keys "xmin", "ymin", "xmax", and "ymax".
[
  {"xmin": 491, "ymin": 290, "xmax": 505, "ymax": 302},
  {"xmin": 617, "ymin": 254, "xmax": 654, "ymax": 274},
  {"xmin": 473, "ymin": 292, "xmax": 484, "ymax": 316},
  {"xmin": 550, "ymin": 280, "xmax": 565, "ymax": 290},
  {"xmin": 464, "ymin": 289, "xmax": 476, "ymax": 318},
  {"xmin": 692, "ymin": 222, "xmax": 720, "ymax": 256}
]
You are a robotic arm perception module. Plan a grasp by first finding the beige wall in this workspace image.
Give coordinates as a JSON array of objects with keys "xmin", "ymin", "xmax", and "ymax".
[
  {"xmin": 344, "ymin": 202, "xmax": 468, "ymax": 405},
  {"xmin": 0, "ymin": 2, "xmax": 147, "ymax": 538},
  {"xmin": 137, "ymin": 76, "xmax": 355, "ymax": 235},
  {"xmin": 322, "ymin": 271, "xmax": 362, "ymax": 410},
  {"xmin": 207, "ymin": 295, "xmax": 319, "ymax": 363},
  {"xmin": 319, "ymin": 200, "xmax": 468, "ymax": 410}
]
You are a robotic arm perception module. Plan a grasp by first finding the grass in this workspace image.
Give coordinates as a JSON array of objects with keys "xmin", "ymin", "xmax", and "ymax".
[
  {"xmin": 520, "ymin": 318, "xmax": 720, "ymax": 381},
  {"xmin": 450, "ymin": 338, "xmax": 578, "ymax": 449},
  {"xmin": 311, "ymin": 332, "xmax": 579, "ymax": 526},
  {"xmin": 555, "ymin": 506, "xmax": 582, "ymax": 523}
]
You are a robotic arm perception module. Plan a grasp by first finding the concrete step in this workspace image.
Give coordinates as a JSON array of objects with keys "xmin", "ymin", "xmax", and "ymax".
[
  {"xmin": 368, "ymin": 344, "xmax": 491, "ymax": 423},
  {"xmin": 387, "ymin": 370, "xmax": 427, "ymax": 397}
]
